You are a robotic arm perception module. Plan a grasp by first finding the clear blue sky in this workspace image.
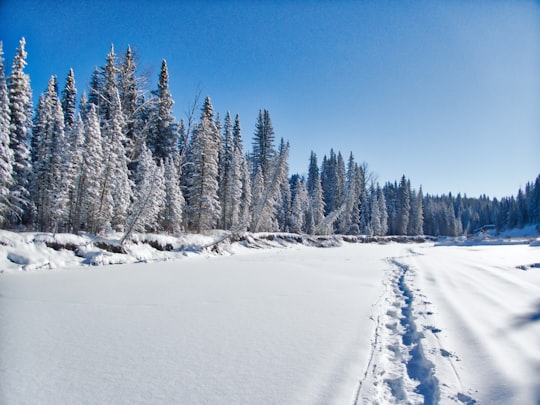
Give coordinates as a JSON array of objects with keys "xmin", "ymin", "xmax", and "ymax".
[{"xmin": 1, "ymin": 0, "xmax": 539, "ymax": 198}]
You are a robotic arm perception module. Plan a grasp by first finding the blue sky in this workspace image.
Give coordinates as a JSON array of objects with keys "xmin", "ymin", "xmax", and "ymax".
[{"xmin": 1, "ymin": 0, "xmax": 539, "ymax": 198}]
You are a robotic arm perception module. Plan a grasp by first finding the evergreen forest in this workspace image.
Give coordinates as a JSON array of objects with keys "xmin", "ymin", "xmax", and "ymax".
[{"xmin": 1, "ymin": 39, "xmax": 539, "ymax": 238}]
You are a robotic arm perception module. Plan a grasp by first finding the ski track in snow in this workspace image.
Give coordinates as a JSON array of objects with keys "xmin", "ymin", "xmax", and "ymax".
[
  {"xmin": 355, "ymin": 250, "xmax": 441, "ymax": 404},
  {"xmin": 355, "ymin": 244, "xmax": 540, "ymax": 405},
  {"xmin": 1, "ymin": 233, "xmax": 539, "ymax": 404}
]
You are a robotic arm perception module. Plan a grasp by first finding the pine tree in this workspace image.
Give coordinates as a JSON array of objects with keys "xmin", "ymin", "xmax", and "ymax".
[
  {"xmin": 99, "ymin": 45, "xmax": 119, "ymax": 123},
  {"xmin": 289, "ymin": 176, "xmax": 309, "ymax": 234},
  {"xmin": 122, "ymin": 145, "xmax": 165, "ymax": 242},
  {"xmin": 377, "ymin": 185, "xmax": 389, "ymax": 236},
  {"xmin": 118, "ymin": 46, "xmax": 139, "ymax": 155},
  {"xmin": 397, "ymin": 175, "xmax": 410, "ymax": 235},
  {"xmin": 359, "ymin": 186, "xmax": 370, "ymax": 235},
  {"xmin": 231, "ymin": 114, "xmax": 249, "ymax": 230},
  {"xmin": 516, "ymin": 188, "xmax": 527, "ymax": 228},
  {"xmin": 249, "ymin": 167, "xmax": 266, "ymax": 231},
  {"xmin": 61, "ymin": 68, "xmax": 77, "ymax": 131},
  {"xmin": 306, "ymin": 152, "xmax": 324, "ymax": 234},
  {"xmin": 276, "ymin": 138, "xmax": 291, "ymax": 231},
  {"xmin": 321, "ymin": 151, "xmax": 336, "ymax": 215},
  {"xmin": 31, "ymin": 76, "xmax": 66, "ymax": 231},
  {"xmin": 87, "ymin": 67, "xmax": 101, "ymax": 111},
  {"xmin": 184, "ymin": 96, "xmax": 221, "ymax": 232},
  {"xmin": 7, "ymin": 37, "xmax": 33, "ymax": 226},
  {"xmin": 408, "ymin": 187, "xmax": 424, "ymax": 235},
  {"xmin": 104, "ymin": 89, "xmax": 132, "ymax": 231},
  {"xmin": 218, "ymin": 112, "xmax": 234, "ymax": 229},
  {"xmin": 0, "ymin": 41, "xmax": 14, "ymax": 223},
  {"xmin": 160, "ymin": 157, "xmax": 184, "ymax": 234},
  {"xmin": 370, "ymin": 186, "xmax": 381, "ymax": 236},
  {"xmin": 80, "ymin": 104, "xmax": 107, "ymax": 233},
  {"xmin": 339, "ymin": 153, "xmax": 362, "ymax": 234},
  {"xmin": 321, "ymin": 149, "xmax": 345, "ymax": 220},
  {"xmin": 251, "ymin": 109, "xmax": 276, "ymax": 179},
  {"xmin": 149, "ymin": 60, "xmax": 178, "ymax": 162},
  {"xmin": 249, "ymin": 139, "xmax": 289, "ymax": 232},
  {"xmin": 64, "ymin": 114, "xmax": 86, "ymax": 231}
]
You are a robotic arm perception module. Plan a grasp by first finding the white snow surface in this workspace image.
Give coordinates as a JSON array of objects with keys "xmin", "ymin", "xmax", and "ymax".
[{"xmin": 0, "ymin": 231, "xmax": 539, "ymax": 404}]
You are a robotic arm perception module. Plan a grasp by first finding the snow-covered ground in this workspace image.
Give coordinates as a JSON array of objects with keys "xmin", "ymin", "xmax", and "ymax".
[{"xmin": 0, "ymin": 231, "xmax": 539, "ymax": 404}]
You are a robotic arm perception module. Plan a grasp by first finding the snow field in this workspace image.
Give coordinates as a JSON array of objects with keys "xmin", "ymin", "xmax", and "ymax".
[
  {"xmin": 402, "ymin": 244, "xmax": 540, "ymax": 404},
  {"xmin": 1, "ymin": 234, "xmax": 539, "ymax": 404},
  {"xmin": 0, "ymin": 243, "xmax": 403, "ymax": 404}
]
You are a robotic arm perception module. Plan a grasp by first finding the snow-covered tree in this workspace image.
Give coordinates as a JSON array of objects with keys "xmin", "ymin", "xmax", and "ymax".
[
  {"xmin": 7, "ymin": 37, "xmax": 33, "ymax": 226},
  {"xmin": 184, "ymin": 96, "xmax": 221, "ymax": 232},
  {"xmin": 61, "ymin": 68, "xmax": 77, "ymax": 131},
  {"xmin": 408, "ymin": 186, "xmax": 424, "ymax": 235},
  {"xmin": 338, "ymin": 153, "xmax": 362, "ymax": 235},
  {"xmin": 148, "ymin": 60, "xmax": 178, "ymax": 162},
  {"xmin": 80, "ymin": 105, "xmax": 107, "ymax": 233},
  {"xmin": 122, "ymin": 145, "xmax": 165, "ymax": 242},
  {"xmin": 64, "ymin": 114, "xmax": 86, "ymax": 231},
  {"xmin": 0, "ymin": 42, "xmax": 14, "ymax": 222},
  {"xmin": 321, "ymin": 149, "xmax": 345, "ymax": 219},
  {"xmin": 249, "ymin": 138, "xmax": 289, "ymax": 232},
  {"xmin": 31, "ymin": 76, "xmax": 66, "ymax": 231},
  {"xmin": 358, "ymin": 185, "xmax": 370, "ymax": 235},
  {"xmin": 376, "ymin": 185, "xmax": 388, "ymax": 236},
  {"xmin": 218, "ymin": 112, "xmax": 234, "ymax": 229},
  {"xmin": 249, "ymin": 167, "xmax": 266, "ymax": 230},
  {"xmin": 306, "ymin": 152, "xmax": 324, "ymax": 233},
  {"xmin": 276, "ymin": 138, "xmax": 291, "ymax": 231},
  {"xmin": 99, "ymin": 45, "xmax": 119, "ymax": 123},
  {"xmin": 251, "ymin": 109, "xmax": 276, "ymax": 179},
  {"xmin": 160, "ymin": 156, "xmax": 184, "ymax": 234},
  {"xmin": 397, "ymin": 175, "xmax": 410, "ymax": 235},
  {"xmin": 87, "ymin": 67, "xmax": 101, "ymax": 111},
  {"xmin": 102, "ymin": 89, "xmax": 132, "ymax": 231},
  {"xmin": 289, "ymin": 176, "xmax": 309, "ymax": 234},
  {"xmin": 118, "ymin": 45, "xmax": 139, "ymax": 155},
  {"xmin": 232, "ymin": 115, "xmax": 250, "ymax": 230},
  {"xmin": 238, "ymin": 168, "xmax": 252, "ymax": 231}
]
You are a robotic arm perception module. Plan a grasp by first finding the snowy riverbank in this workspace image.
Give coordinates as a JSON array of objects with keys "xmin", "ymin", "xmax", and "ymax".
[{"xmin": 1, "ymin": 230, "xmax": 539, "ymax": 404}]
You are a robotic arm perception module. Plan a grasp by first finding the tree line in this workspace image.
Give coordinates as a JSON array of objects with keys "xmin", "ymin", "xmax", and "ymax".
[{"xmin": 1, "ymin": 39, "xmax": 538, "ymax": 238}]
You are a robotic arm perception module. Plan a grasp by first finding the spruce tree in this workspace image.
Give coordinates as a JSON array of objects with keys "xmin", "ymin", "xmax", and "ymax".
[
  {"xmin": 289, "ymin": 176, "xmax": 309, "ymax": 234},
  {"xmin": 370, "ymin": 186, "xmax": 381, "ymax": 236},
  {"xmin": 249, "ymin": 139, "xmax": 289, "ymax": 232},
  {"xmin": 249, "ymin": 167, "xmax": 266, "ymax": 231},
  {"xmin": 306, "ymin": 152, "xmax": 324, "ymax": 233},
  {"xmin": 251, "ymin": 109, "xmax": 276, "ymax": 179},
  {"xmin": 64, "ymin": 114, "xmax": 86, "ymax": 231},
  {"xmin": 7, "ymin": 37, "xmax": 33, "ymax": 226},
  {"xmin": 105, "ymin": 90, "xmax": 132, "ymax": 231},
  {"xmin": 231, "ymin": 114, "xmax": 249, "ymax": 230},
  {"xmin": 122, "ymin": 145, "xmax": 165, "ymax": 241},
  {"xmin": 31, "ymin": 77, "xmax": 66, "ymax": 231},
  {"xmin": 87, "ymin": 67, "xmax": 101, "ymax": 111},
  {"xmin": 377, "ymin": 184, "xmax": 388, "ymax": 236},
  {"xmin": 397, "ymin": 175, "xmax": 410, "ymax": 235},
  {"xmin": 218, "ymin": 112, "xmax": 234, "ymax": 228},
  {"xmin": 149, "ymin": 60, "xmax": 178, "ymax": 162},
  {"xmin": 99, "ymin": 45, "xmax": 119, "ymax": 123},
  {"xmin": 118, "ymin": 46, "xmax": 139, "ymax": 153},
  {"xmin": 408, "ymin": 187, "xmax": 424, "ymax": 235},
  {"xmin": 276, "ymin": 138, "xmax": 291, "ymax": 231},
  {"xmin": 160, "ymin": 157, "xmax": 184, "ymax": 234},
  {"xmin": 184, "ymin": 96, "xmax": 221, "ymax": 232},
  {"xmin": 0, "ymin": 42, "xmax": 14, "ymax": 222},
  {"xmin": 81, "ymin": 104, "xmax": 107, "ymax": 233},
  {"xmin": 61, "ymin": 68, "xmax": 77, "ymax": 131},
  {"xmin": 321, "ymin": 151, "xmax": 336, "ymax": 215}
]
